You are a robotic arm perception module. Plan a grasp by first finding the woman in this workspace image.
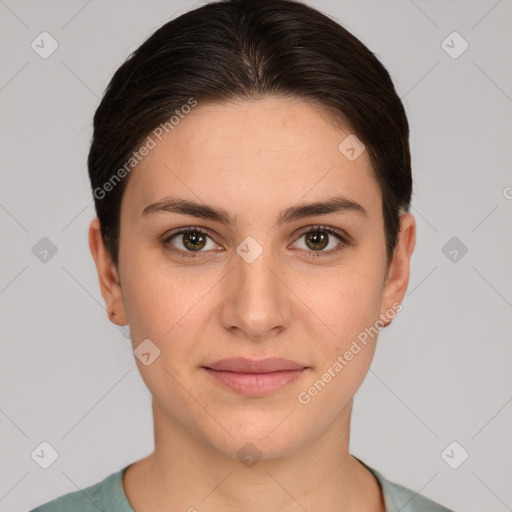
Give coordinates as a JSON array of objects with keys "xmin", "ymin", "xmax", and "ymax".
[{"xmin": 31, "ymin": 0, "xmax": 453, "ymax": 510}]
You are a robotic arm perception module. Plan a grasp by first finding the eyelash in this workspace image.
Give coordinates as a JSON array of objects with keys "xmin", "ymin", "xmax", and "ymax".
[{"xmin": 162, "ymin": 225, "xmax": 352, "ymax": 260}]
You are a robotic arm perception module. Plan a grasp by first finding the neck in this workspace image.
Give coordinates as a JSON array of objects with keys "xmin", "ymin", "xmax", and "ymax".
[{"xmin": 123, "ymin": 399, "xmax": 384, "ymax": 512}]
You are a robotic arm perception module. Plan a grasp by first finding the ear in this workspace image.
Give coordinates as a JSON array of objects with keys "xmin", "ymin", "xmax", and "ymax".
[
  {"xmin": 88, "ymin": 217, "xmax": 128, "ymax": 326},
  {"xmin": 379, "ymin": 212, "xmax": 416, "ymax": 326}
]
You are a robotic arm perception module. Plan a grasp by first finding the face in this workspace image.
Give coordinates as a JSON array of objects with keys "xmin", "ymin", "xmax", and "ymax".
[{"xmin": 90, "ymin": 96, "xmax": 415, "ymax": 461}]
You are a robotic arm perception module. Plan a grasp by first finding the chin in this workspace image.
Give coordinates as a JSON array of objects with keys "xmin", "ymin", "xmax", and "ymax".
[
  {"xmin": 209, "ymin": 432, "xmax": 305, "ymax": 465},
  {"xmin": 196, "ymin": 409, "xmax": 313, "ymax": 464}
]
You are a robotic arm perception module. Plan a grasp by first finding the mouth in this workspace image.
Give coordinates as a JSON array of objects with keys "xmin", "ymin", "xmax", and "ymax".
[{"xmin": 202, "ymin": 357, "xmax": 308, "ymax": 397}]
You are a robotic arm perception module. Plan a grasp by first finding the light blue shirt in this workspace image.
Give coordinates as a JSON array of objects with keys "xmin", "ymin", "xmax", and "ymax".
[{"xmin": 29, "ymin": 461, "xmax": 453, "ymax": 511}]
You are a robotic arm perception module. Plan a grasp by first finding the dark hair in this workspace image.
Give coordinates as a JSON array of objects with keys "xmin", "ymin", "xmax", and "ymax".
[{"xmin": 88, "ymin": 0, "xmax": 412, "ymax": 268}]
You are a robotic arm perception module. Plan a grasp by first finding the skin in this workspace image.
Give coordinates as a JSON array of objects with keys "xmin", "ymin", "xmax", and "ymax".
[{"xmin": 89, "ymin": 96, "xmax": 416, "ymax": 512}]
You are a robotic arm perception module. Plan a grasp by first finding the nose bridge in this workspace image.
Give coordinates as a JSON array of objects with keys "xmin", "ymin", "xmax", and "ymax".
[
  {"xmin": 238, "ymin": 250, "xmax": 277, "ymax": 304},
  {"xmin": 221, "ymin": 237, "xmax": 288, "ymax": 338}
]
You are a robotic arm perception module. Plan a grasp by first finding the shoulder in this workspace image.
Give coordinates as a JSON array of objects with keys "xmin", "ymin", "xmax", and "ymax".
[
  {"xmin": 28, "ymin": 466, "xmax": 133, "ymax": 512},
  {"xmin": 369, "ymin": 466, "xmax": 454, "ymax": 512}
]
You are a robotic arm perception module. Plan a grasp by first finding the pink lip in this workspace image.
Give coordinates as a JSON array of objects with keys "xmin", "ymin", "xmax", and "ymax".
[
  {"xmin": 207, "ymin": 357, "xmax": 305, "ymax": 373},
  {"xmin": 203, "ymin": 357, "xmax": 307, "ymax": 397}
]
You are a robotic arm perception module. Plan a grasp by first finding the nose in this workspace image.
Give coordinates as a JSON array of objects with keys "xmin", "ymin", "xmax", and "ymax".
[{"xmin": 220, "ymin": 243, "xmax": 290, "ymax": 341}]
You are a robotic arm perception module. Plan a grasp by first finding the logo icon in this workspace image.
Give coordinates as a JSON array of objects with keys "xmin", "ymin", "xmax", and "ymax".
[
  {"xmin": 31, "ymin": 441, "xmax": 59, "ymax": 469},
  {"xmin": 31, "ymin": 32, "xmax": 59, "ymax": 59},
  {"xmin": 442, "ymin": 236, "xmax": 468, "ymax": 263},
  {"xmin": 441, "ymin": 441, "xmax": 469, "ymax": 469},
  {"xmin": 441, "ymin": 32, "xmax": 469, "ymax": 59},
  {"xmin": 134, "ymin": 339, "xmax": 161, "ymax": 366},
  {"xmin": 32, "ymin": 237, "xmax": 58, "ymax": 263},
  {"xmin": 237, "ymin": 442, "xmax": 263, "ymax": 468},
  {"xmin": 338, "ymin": 134, "xmax": 365, "ymax": 161},
  {"xmin": 236, "ymin": 237, "xmax": 263, "ymax": 264}
]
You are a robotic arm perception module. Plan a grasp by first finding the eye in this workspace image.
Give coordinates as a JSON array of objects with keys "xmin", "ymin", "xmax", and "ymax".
[
  {"xmin": 163, "ymin": 227, "xmax": 220, "ymax": 258},
  {"xmin": 292, "ymin": 225, "xmax": 350, "ymax": 258},
  {"xmin": 163, "ymin": 225, "xmax": 351, "ymax": 259}
]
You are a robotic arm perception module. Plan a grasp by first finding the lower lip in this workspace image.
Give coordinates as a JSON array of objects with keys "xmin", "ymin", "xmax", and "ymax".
[{"xmin": 203, "ymin": 368, "xmax": 306, "ymax": 396}]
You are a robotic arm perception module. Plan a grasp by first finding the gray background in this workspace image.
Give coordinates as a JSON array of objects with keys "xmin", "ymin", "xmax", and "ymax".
[{"xmin": 1, "ymin": 0, "xmax": 511, "ymax": 511}]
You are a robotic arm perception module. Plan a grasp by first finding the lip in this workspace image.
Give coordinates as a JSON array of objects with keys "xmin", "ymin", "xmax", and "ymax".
[
  {"xmin": 203, "ymin": 357, "xmax": 307, "ymax": 397},
  {"xmin": 206, "ymin": 357, "xmax": 305, "ymax": 373}
]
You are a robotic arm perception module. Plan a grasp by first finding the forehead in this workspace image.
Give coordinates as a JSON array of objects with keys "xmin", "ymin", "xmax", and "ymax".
[{"xmin": 121, "ymin": 96, "xmax": 381, "ymax": 224}]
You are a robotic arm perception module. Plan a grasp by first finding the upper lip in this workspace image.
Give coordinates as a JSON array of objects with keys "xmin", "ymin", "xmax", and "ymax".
[{"xmin": 204, "ymin": 357, "xmax": 306, "ymax": 373}]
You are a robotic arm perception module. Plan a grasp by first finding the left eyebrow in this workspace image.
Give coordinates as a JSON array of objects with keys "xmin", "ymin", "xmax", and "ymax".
[
  {"xmin": 276, "ymin": 196, "xmax": 368, "ymax": 226},
  {"xmin": 140, "ymin": 195, "xmax": 368, "ymax": 227}
]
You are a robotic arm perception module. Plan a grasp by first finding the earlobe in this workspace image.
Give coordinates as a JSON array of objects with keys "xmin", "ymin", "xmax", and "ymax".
[
  {"xmin": 108, "ymin": 308, "xmax": 125, "ymax": 326},
  {"xmin": 88, "ymin": 217, "xmax": 128, "ymax": 326},
  {"xmin": 379, "ymin": 213, "xmax": 416, "ymax": 326}
]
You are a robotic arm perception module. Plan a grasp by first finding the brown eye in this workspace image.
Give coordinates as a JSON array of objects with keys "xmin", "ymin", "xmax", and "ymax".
[
  {"xmin": 164, "ymin": 228, "xmax": 219, "ymax": 256},
  {"xmin": 180, "ymin": 231, "xmax": 207, "ymax": 251},
  {"xmin": 304, "ymin": 230, "xmax": 329, "ymax": 251},
  {"xmin": 293, "ymin": 226, "xmax": 350, "ymax": 258}
]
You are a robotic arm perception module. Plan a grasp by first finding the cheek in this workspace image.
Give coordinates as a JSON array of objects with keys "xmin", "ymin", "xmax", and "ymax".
[
  {"xmin": 294, "ymin": 262, "xmax": 385, "ymax": 349},
  {"xmin": 122, "ymin": 267, "xmax": 196, "ymax": 343},
  {"xmin": 119, "ymin": 254, "xmax": 227, "ymax": 385},
  {"xmin": 293, "ymin": 268, "xmax": 383, "ymax": 417},
  {"xmin": 119, "ymin": 265, "xmax": 204, "ymax": 405},
  {"xmin": 118, "ymin": 231, "xmax": 203, "ymax": 335}
]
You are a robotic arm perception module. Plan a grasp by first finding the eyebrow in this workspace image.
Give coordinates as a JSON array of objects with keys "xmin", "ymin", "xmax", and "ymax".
[{"xmin": 141, "ymin": 195, "xmax": 368, "ymax": 227}]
